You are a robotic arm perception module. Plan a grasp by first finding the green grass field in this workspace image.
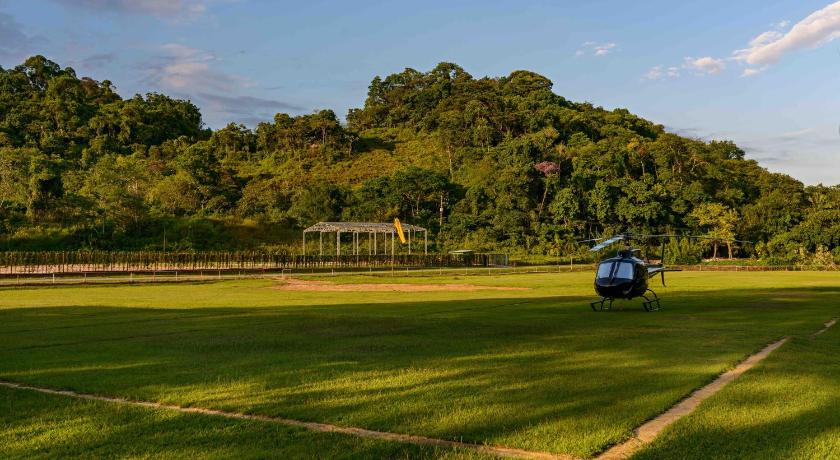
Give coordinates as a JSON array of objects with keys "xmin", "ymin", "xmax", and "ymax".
[{"xmin": 1, "ymin": 271, "xmax": 838, "ymax": 459}]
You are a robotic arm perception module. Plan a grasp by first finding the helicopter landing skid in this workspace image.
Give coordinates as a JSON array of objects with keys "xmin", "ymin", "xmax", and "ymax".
[
  {"xmin": 591, "ymin": 297, "xmax": 613, "ymax": 312},
  {"xmin": 642, "ymin": 289, "xmax": 661, "ymax": 312}
]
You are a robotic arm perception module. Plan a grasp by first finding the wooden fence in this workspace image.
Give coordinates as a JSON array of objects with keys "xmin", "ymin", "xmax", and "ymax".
[
  {"xmin": 0, "ymin": 251, "xmax": 835, "ymax": 277},
  {"xmin": 0, "ymin": 251, "xmax": 487, "ymax": 275}
]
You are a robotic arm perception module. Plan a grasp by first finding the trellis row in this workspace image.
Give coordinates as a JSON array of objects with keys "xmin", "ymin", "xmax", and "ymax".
[{"xmin": 0, "ymin": 251, "xmax": 474, "ymax": 274}]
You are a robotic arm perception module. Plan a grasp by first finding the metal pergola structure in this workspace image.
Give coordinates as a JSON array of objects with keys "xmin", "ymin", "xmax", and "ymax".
[{"xmin": 302, "ymin": 222, "xmax": 429, "ymax": 256}]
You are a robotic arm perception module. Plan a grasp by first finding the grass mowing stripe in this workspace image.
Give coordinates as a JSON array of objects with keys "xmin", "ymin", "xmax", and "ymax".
[{"xmin": 0, "ymin": 380, "xmax": 571, "ymax": 460}]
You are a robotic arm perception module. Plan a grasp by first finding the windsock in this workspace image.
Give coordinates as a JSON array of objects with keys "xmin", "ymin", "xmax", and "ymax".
[{"xmin": 394, "ymin": 218, "xmax": 407, "ymax": 244}]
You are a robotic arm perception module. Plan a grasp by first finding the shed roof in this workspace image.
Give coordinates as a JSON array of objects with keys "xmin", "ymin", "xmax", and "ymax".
[{"xmin": 303, "ymin": 222, "xmax": 427, "ymax": 233}]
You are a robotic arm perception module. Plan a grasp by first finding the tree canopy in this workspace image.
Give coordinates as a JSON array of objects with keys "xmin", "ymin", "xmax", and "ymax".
[{"xmin": 0, "ymin": 56, "xmax": 836, "ymax": 262}]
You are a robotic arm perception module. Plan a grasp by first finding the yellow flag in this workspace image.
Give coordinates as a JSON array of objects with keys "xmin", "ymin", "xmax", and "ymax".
[{"xmin": 394, "ymin": 218, "xmax": 407, "ymax": 244}]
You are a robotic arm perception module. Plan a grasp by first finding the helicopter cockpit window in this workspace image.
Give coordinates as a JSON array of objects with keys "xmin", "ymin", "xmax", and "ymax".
[
  {"xmin": 597, "ymin": 262, "xmax": 614, "ymax": 278},
  {"xmin": 615, "ymin": 262, "xmax": 634, "ymax": 279}
]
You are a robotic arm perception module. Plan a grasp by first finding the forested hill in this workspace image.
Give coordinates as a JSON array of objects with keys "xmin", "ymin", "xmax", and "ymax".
[{"xmin": 0, "ymin": 56, "xmax": 838, "ymax": 262}]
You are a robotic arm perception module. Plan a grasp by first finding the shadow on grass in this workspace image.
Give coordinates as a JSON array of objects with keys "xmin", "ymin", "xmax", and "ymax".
[
  {"xmin": 0, "ymin": 286, "xmax": 837, "ymax": 456},
  {"xmin": 0, "ymin": 387, "xmax": 456, "ymax": 460}
]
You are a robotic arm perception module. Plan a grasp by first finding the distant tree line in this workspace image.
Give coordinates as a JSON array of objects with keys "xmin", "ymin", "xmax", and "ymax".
[{"xmin": 0, "ymin": 56, "xmax": 837, "ymax": 264}]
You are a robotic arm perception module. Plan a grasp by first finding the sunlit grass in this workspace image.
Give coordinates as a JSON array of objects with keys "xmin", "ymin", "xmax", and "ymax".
[{"xmin": 0, "ymin": 272, "xmax": 838, "ymax": 458}]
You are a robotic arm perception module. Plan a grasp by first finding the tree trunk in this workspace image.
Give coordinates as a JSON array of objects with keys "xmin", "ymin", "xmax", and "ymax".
[
  {"xmin": 439, "ymin": 193, "xmax": 445, "ymax": 228},
  {"xmin": 712, "ymin": 242, "xmax": 718, "ymax": 259},
  {"xmin": 727, "ymin": 241, "xmax": 733, "ymax": 259},
  {"xmin": 537, "ymin": 185, "xmax": 549, "ymax": 219}
]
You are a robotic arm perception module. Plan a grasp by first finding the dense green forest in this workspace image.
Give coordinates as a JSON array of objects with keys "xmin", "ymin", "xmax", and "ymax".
[{"xmin": 0, "ymin": 56, "xmax": 837, "ymax": 263}]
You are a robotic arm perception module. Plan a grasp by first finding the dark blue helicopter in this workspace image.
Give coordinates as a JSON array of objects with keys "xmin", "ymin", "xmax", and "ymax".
[{"xmin": 582, "ymin": 232, "xmax": 748, "ymax": 312}]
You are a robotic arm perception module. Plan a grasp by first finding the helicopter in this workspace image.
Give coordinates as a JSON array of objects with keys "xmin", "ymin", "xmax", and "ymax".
[{"xmin": 581, "ymin": 232, "xmax": 749, "ymax": 312}]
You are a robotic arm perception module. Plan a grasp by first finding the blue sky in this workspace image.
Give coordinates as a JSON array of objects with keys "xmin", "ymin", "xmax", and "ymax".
[{"xmin": 1, "ymin": 0, "xmax": 838, "ymax": 185}]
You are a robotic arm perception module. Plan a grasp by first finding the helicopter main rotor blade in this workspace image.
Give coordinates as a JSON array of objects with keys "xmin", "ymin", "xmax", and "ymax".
[
  {"xmin": 577, "ymin": 237, "xmax": 605, "ymax": 244},
  {"xmin": 637, "ymin": 234, "xmax": 754, "ymax": 244},
  {"xmin": 590, "ymin": 235, "xmax": 624, "ymax": 252}
]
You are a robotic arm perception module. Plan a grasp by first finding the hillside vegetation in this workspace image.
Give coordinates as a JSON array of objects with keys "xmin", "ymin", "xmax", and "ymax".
[{"xmin": 0, "ymin": 56, "xmax": 837, "ymax": 262}]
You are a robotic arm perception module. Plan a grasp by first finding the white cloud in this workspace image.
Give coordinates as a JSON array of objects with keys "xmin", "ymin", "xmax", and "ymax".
[
  {"xmin": 647, "ymin": 3, "xmax": 840, "ymax": 79},
  {"xmin": 139, "ymin": 43, "xmax": 304, "ymax": 127},
  {"xmin": 143, "ymin": 44, "xmax": 244, "ymax": 93},
  {"xmin": 160, "ymin": 43, "xmax": 212, "ymax": 60},
  {"xmin": 734, "ymin": 1, "xmax": 840, "ymax": 67},
  {"xmin": 643, "ymin": 65, "xmax": 680, "ymax": 81},
  {"xmin": 749, "ymin": 30, "xmax": 783, "ymax": 48},
  {"xmin": 575, "ymin": 41, "xmax": 617, "ymax": 57},
  {"xmin": 740, "ymin": 67, "xmax": 763, "ymax": 77},
  {"xmin": 779, "ymin": 127, "xmax": 815, "ymax": 138},
  {"xmin": 197, "ymin": 92, "xmax": 303, "ymax": 116},
  {"xmin": 70, "ymin": 52, "xmax": 117, "ymax": 69},
  {"xmin": 594, "ymin": 43, "xmax": 616, "ymax": 56},
  {"xmin": 742, "ymin": 124, "xmax": 839, "ymax": 185},
  {"xmin": 683, "ymin": 56, "xmax": 726, "ymax": 75}
]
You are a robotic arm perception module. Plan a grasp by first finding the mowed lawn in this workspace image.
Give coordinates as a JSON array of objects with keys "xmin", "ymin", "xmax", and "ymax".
[{"xmin": 0, "ymin": 271, "xmax": 838, "ymax": 459}]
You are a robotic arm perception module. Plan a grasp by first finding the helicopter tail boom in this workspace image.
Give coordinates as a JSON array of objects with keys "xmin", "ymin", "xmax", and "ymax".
[{"xmin": 647, "ymin": 266, "xmax": 681, "ymax": 286}]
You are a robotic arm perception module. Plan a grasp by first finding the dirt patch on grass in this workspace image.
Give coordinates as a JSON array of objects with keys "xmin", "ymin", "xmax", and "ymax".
[{"xmin": 273, "ymin": 277, "xmax": 530, "ymax": 292}]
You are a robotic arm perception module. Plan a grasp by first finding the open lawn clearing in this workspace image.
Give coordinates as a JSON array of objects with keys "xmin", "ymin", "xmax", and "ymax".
[{"xmin": 1, "ymin": 272, "xmax": 838, "ymax": 458}]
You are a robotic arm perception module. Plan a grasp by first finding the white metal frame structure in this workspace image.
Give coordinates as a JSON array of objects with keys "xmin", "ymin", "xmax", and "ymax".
[{"xmin": 302, "ymin": 222, "xmax": 429, "ymax": 255}]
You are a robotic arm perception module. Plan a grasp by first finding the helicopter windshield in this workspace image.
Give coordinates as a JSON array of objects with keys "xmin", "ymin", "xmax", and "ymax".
[
  {"xmin": 615, "ymin": 262, "xmax": 634, "ymax": 279},
  {"xmin": 597, "ymin": 262, "xmax": 614, "ymax": 278},
  {"xmin": 597, "ymin": 261, "xmax": 634, "ymax": 279}
]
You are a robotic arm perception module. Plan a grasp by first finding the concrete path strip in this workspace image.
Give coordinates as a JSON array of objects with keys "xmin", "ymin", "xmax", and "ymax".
[
  {"xmin": 0, "ymin": 380, "xmax": 570, "ymax": 460},
  {"xmin": 595, "ymin": 337, "xmax": 789, "ymax": 460},
  {"xmin": 812, "ymin": 317, "xmax": 837, "ymax": 336}
]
